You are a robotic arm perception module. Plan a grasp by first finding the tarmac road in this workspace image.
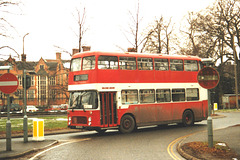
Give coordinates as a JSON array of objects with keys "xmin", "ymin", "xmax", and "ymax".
[
  {"xmin": 2, "ymin": 112, "xmax": 239, "ymax": 160},
  {"xmin": 22, "ymin": 112, "xmax": 238, "ymax": 160}
]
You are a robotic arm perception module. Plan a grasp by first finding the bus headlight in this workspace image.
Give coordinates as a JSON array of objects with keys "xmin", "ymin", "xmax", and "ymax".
[
  {"xmin": 88, "ymin": 117, "xmax": 91, "ymax": 126},
  {"xmin": 68, "ymin": 117, "xmax": 71, "ymax": 125}
]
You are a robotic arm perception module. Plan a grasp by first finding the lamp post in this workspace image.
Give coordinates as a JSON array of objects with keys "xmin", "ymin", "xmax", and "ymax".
[
  {"xmin": 23, "ymin": 33, "xmax": 29, "ymax": 143},
  {"xmin": 23, "ymin": 33, "xmax": 29, "ymax": 56}
]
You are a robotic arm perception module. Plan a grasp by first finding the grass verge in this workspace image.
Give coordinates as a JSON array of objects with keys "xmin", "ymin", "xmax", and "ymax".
[{"xmin": 0, "ymin": 116, "xmax": 68, "ymax": 134}]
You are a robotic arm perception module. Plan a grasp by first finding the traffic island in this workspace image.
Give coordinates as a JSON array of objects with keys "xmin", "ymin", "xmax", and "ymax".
[{"xmin": 178, "ymin": 141, "xmax": 240, "ymax": 160}]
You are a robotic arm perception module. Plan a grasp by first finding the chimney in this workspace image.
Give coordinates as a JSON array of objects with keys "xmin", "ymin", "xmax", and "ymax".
[
  {"xmin": 72, "ymin": 49, "xmax": 79, "ymax": 55},
  {"xmin": 21, "ymin": 54, "xmax": 26, "ymax": 62},
  {"xmin": 56, "ymin": 52, "xmax": 61, "ymax": 60},
  {"xmin": 127, "ymin": 48, "xmax": 137, "ymax": 52},
  {"xmin": 82, "ymin": 46, "xmax": 91, "ymax": 52}
]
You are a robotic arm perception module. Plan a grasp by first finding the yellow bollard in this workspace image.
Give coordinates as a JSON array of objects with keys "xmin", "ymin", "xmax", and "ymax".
[
  {"xmin": 214, "ymin": 103, "xmax": 218, "ymax": 111},
  {"xmin": 33, "ymin": 119, "xmax": 44, "ymax": 141}
]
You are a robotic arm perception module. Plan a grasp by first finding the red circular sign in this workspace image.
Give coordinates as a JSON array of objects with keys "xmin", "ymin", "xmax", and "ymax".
[
  {"xmin": 0, "ymin": 73, "xmax": 19, "ymax": 94},
  {"xmin": 197, "ymin": 67, "xmax": 220, "ymax": 89}
]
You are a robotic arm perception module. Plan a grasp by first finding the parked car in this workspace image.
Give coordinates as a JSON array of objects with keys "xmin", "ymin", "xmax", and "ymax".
[{"xmin": 20, "ymin": 105, "xmax": 39, "ymax": 113}]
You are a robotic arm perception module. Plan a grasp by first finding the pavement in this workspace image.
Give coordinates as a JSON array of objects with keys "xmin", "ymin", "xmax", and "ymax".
[
  {"xmin": 0, "ymin": 118, "xmax": 239, "ymax": 160},
  {"xmin": 0, "ymin": 138, "xmax": 57, "ymax": 159}
]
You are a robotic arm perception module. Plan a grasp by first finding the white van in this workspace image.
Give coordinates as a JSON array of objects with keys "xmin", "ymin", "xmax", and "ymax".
[{"xmin": 21, "ymin": 106, "xmax": 39, "ymax": 112}]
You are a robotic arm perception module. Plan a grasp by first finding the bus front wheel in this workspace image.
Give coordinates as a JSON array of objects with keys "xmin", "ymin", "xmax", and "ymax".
[
  {"xmin": 182, "ymin": 110, "xmax": 194, "ymax": 127},
  {"xmin": 119, "ymin": 115, "xmax": 136, "ymax": 133}
]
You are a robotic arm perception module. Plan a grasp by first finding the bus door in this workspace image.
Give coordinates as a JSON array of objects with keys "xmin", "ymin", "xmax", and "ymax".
[{"xmin": 100, "ymin": 92, "xmax": 118, "ymax": 127}]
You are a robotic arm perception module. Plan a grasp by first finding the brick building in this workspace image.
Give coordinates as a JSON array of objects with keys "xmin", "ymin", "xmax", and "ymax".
[{"xmin": 0, "ymin": 52, "xmax": 70, "ymax": 110}]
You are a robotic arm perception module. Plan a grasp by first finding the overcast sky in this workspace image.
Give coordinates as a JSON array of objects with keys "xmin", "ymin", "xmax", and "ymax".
[{"xmin": 0, "ymin": 0, "xmax": 215, "ymax": 61}]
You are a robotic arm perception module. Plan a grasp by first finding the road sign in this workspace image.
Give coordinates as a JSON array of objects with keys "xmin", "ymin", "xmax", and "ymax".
[
  {"xmin": 0, "ymin": 73, "xmax": 19, "ymax": 94},
  {"xmin": 197, "ymin": 67, "xmax": 220, "ymax": 89}
]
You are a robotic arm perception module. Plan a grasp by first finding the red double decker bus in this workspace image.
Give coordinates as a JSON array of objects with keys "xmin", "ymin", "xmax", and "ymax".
[{"xmin": 67, "ymin": 51, "xmax": 208, "ymax": 133}]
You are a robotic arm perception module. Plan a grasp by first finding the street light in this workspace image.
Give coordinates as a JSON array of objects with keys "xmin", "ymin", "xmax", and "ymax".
[
  {"xmin": 23, "ymin": 33, "xmax": 29, "ymax": 56},
  {"xmin": 22, "ymin": 33, "xmax": 29, "ymax": 143}
]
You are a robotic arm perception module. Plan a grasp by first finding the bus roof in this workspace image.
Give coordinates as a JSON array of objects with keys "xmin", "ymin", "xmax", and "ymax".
[{"xmin": 72, "ymin": 51, "xmax": 201, "ymax": 61}]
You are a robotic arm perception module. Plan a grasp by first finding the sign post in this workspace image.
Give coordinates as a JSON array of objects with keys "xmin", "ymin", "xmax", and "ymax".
[
  {"xmin": 0, "ymin": 72, "xmax": 19, "ymax": 151},
  {"xmin": 197, "ymin": 67, "xmax": 220, "ymax": 148}
]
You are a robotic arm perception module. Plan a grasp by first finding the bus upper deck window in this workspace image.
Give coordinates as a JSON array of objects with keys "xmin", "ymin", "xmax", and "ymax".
[
  {"xmin": 82, "ymin": 56, "xmax": 95, "ymax": 70},
  {"xmin": 119, "ymin": 57, "xmax": 136, "ymax": 70},
  {"xmin": 98, "ymin": 56, "xmax": 118, "ymax": 69},
  {"xmin": 170, "ymin": 59, "xmax": 183, "ymax": 71},
  {"xmin": 184, "ymin": 60, "xmax": 198, "ymax": 71},
  {"xmin": 154, "ymin": 58, "xmax": 169, "ymax": 71},
  {"xmin": 137, "ymin": 58, "xmax": 153, "ymax": 70},
  {"xmin": 71, "ymin": 58, "xmax": 82, "ymax": 71}
]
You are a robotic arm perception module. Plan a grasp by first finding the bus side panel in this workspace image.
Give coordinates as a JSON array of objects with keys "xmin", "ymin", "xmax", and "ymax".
[
  {"xmin": 118, "ymin": 103, "xmax": 173, "ymax": 126},
  {"xmin": 172, "ymin": 102, "xmax": 185, "ymax": 122},
  {"xmin": 172, "ymin": 101, "xmax": 208, "ymax": 122}
]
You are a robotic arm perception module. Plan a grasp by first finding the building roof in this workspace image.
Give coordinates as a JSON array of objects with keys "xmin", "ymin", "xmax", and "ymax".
[{"xmin": 0, "ymin": 54, "xmax": 70, "ymax": 74}]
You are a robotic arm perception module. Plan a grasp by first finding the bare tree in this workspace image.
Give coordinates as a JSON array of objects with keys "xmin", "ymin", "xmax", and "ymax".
[
  {"xmin": 181, "ymin": 0, "xmax": 240, "ymax": 61},
  {"xmin": 55, "ymin": 5, "xmax": 87, "ymax": 56},
  {"xmin": 142, "ymin": 16, "xmax": 174, "ymax": 54},
  {"xmin": 124, "ymin": 0, "xmax": 146, "ymax": 52},
  {"xmin": 0, "ymin": 1, "xmax": 21, "ymax": 58},
  {"xmin": 72, "ymin": 6, "xmax": 87, "ymax": 53}
]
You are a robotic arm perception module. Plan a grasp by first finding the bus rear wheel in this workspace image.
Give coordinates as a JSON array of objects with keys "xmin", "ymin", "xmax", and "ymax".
[
  {"xmin": 119, "ymin": 115, "xmax": 136, "ymax": 133},
  {"xmin": 182, "ymin": 110, "xmax": 194, "ymax": 127}
]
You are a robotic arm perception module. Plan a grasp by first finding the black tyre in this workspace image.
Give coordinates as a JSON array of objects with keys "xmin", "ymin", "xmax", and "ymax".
[
  {"xmin": 119, "ymin": 114, "xmax": 136, "ymax": 133},
  {"xmin": 182, "ymin": 110, "xmax": 194, "ymax": 127}
]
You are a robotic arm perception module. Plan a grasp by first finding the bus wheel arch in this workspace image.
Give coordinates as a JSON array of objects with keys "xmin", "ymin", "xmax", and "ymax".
[
  {"xmin": 182, "ymin": 109, "xmax": 195, "ymax": 127},
  {"xmin": 119, "ymin": 114, "xmax": 136, "ymax": 133}
]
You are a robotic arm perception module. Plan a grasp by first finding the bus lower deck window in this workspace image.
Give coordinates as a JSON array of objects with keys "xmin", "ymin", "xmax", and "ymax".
[
  {"xmin": 156, "ymin": 89, "xmax": 171, "ymax": 102},
  {"xmin": 172, "ymin": 89, "xmax": 185, "ymax": 102},
  {"xmin": 186, "ymin": 88, "xmax": 199, "ymax": 101},
  {"xmin": 140, "ymin": 89, "xmax": 155, "ymax": 103},
  {"xmin": 121, "ymin": 90, "xmax": 138, "ymax": 104}
]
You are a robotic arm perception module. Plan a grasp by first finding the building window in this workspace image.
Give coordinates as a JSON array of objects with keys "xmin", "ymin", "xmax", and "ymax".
[
  {"xmin": 50, "ymin": 89, "xmax": 56, "ymax": 99},
  {"xmin": 18, "ymin": 75, "xmax": 22, "ymax": 86},
  {"xmin": 17, "ymin": 89, "xmax": 23, "ymax": 99},
  {"xmin": 49, "ymin": 76, "xmax": 56, "ymax": 85},
  {"xmin": 121, "ymin": 90, "xmax": 138, "ymax": 104},
  {"xmin": 0, "ymin": 91, "xmax": 3, "ymax": 99},
  {"xmin": 31, "ymin": 75, "xmax": 35, "ymax": 86},
  {"xmin": 27, "ymin": 90, "xmax": 35, "ymax": 100},
  {"xmin": 39, "ymin": 76, "xmax": 47, "ymax": 99},
  {"xmin": 140, "ymin": 89, "xmax": 155, "ymax": 103},
  {"xmin": 40, "ymin": 65, "xmax": 44, "ymax": 69}
]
